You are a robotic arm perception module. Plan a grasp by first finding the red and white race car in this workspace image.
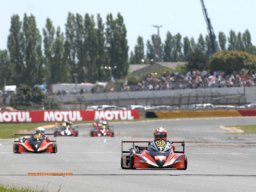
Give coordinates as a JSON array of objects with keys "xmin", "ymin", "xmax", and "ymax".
[
  {"xmin": 121, "ymin": 140, "xmax": 187, "ymax": 169},
  {"xmin": 90, "ymin": 120, "xmax": 114, "ymax": 137},
  {"xmin": 53, "ymin": 125, "xmax": 79, "ymax": 137},
  {"xmin": 13, "ymin": 133, "xmax": 57, "ymax": 153}
]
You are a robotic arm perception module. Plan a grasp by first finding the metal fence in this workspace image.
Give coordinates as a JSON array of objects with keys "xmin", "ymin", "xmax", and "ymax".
[{"xmin": 51, "ymin": 87, "xmax": 248, "ymax": 110}]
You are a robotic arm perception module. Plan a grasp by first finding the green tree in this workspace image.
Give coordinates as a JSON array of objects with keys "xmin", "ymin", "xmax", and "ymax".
[
  {"xmin": 172, "ymin": 33, "xmax": 183, "ymax": 61},
  {"xmin": 84, "ymin": 14, "xmax": 98, "ymax": 82},
  {"xmin": 106, "ymin": 13, "xmax": 129, "ymax": 80},
  {"xmin": 197, "ymin": 34, "xmax": 206, "ymax": 54},
  {"xmin": 95, "ymin": 14, "xmax": 107, "ymax": 81},
  {"xmin": 236, "ymin": 32, "xmax": 244, "ymax": 51},
  {"xmin": 242, "ymin": 29, "xmax": 253, "ymax": 53},
  {"xmin": 209, "ymin": 51, "xmax": 256, "ymax": 73},
  {"xmin": 7, "ymin": 15, "xmax": 24, "ymax": 84},
  {"xmin": 52, "ymin": 27, "xmax": 67, "ymax": 83},
  {"xmin": 218, "ymin": 32, "xmax": 227, "ymax": 51},
  {"xmin": 75, "ymin": 13, "xmax": 85, "ymax": 83},
  {"xmin": 183, "ymin": 37, "xmax": 192, "ymax": 60},
  {"xmin": 10, "ymin": 85, "xmax": 59, "ymax": 110},
  {"xmin": 43, "ymin": 18, "xmax": 55, "ymax": 84},
  {"xmin": 146, "ymin": 39, "xmax": 155, "ymax": 63},
  {"xmin": 129, "ymin": 51, "xmax": 136, "ymax": 64},
  {"xmin": 22, "ymin": 14, "xmax": 43, "ymax": 86},
  {"xmin": 0, "ymin": 50, "xmax": 11, "ymax": 87},
  {"xmin": 163, "ymin": 31, "xmax": 174, "ymax": 61},
  {"xmin": 64, "ymin": 13, "xmax": 77, "ymax": 83},
  {"xmin": 228, "ymin": 30, "xmax": 237, "ymax": 50},
  {"xmin": 134, "ymin": 36, "xmax": 145, "ymax": 63}
]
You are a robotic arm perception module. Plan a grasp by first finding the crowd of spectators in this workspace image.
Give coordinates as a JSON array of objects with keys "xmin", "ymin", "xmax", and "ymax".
[{"xmin": 123, "ymin": 70, "xmax": 256, "ymax": 91}]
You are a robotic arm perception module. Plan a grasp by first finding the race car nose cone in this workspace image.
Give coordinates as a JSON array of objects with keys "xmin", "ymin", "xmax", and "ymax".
[{"xmin": 156, "ymin": 160, "xmax": 165, "ymax": 167}]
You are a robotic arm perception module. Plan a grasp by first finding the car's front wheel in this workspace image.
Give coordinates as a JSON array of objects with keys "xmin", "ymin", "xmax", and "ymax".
[
  {"xmin": 53, "ymin": 144, "xmax": 57, "ymax": 153},
  {"xmin": 13, "ymin": 144, "xmax": 19, "ymax": 153}
]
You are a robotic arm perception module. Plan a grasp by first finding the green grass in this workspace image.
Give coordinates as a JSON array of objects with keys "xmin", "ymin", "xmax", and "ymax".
[
  {"xmin": 0, "ymin": 123, "xmax": 53, "ymax": 139},
  {"xmin": 235, "ymin": 125, "xmax": 256, "ymax": 134},
  {"xmin": 0, "ymin": 185, "xmax": 43, "ymax": 192}
]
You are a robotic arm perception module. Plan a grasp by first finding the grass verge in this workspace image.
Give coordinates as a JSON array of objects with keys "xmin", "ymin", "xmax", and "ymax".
[
  {"xmin": 0, "ymin": 184, "xmax": 43, "ymax": 192},
  {"xmin": 0, "ymin": 123, "xmax": 54, "ymax": 139},
  {"xmin": 234, "ymin": 125, "xmax": 256, "ymax": 134}
]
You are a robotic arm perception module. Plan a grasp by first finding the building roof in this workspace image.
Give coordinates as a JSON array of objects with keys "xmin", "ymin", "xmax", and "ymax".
[{"xmin": 129, "ymin": 62, "xmax": 187, "ymax": 77}]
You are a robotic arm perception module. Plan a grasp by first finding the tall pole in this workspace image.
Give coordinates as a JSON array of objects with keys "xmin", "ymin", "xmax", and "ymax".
[
  {"xmin": 152, "ymin": 25, "xmax": 162, "ymax": 37},
  {"xmin": 152, "ymin": 25, "xmax": 162, "ymax": 62},
  {"xmin": 200, "ymin": 0, "xmax": 218, "ymax": 54}
]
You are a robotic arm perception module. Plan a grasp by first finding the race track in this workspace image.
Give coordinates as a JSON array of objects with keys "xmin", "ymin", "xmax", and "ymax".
[{"xmin": 0, "ymin": 117, "xmax": 256, "ymax": 192}]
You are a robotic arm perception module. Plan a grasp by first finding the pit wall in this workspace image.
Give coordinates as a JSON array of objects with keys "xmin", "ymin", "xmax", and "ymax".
[
  {"xmin": 0, "ymin": 110, "xmax": 140, "ymax": 123},
  {"xmin": 145, "ymin": 109, "xmax": 256, "ymax": 119}
]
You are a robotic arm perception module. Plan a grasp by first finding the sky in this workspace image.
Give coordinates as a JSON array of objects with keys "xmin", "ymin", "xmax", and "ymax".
[{"xmin": 0, "ymin": 0, "xmax": 256, "ymax": 51}]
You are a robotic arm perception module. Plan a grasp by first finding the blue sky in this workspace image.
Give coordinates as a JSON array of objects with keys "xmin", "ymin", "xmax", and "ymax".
[{"xmin": 0, "ymin": 0, "xmax": 255, "ymax": 51}]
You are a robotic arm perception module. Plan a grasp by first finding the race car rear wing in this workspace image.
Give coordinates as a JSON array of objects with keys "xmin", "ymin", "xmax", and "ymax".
[{"xmin": 121, "ymin": 140, "xmax": 185, "ymax": 154}]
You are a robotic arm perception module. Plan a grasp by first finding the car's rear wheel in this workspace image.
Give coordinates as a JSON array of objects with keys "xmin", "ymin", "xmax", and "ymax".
[
  {"xmin": 181, "ymin": 156, "xmax": 187, "ymax": 170},
  {"xmin": 129, "ymin": 156, "xmax": 135, "ymax": 169},
  {"xmin": 121, "ymin": 157, "xmax": 126, "ymax": 169},
  {"xmin": 121, "ymin": 155, "xmax": 133, "ymax": 169}
]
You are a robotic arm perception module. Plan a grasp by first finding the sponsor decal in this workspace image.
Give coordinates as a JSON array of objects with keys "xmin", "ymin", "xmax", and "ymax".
[
  {"xmin": 155, "ymin": 156, "xmax": 167, "ymax": 161},
  {"xmin": 0, "ymin": 112, "xmax": 32, "ymax": 122},
  {"xmin": 44, "ymin": 111, "xmax": 83, "ymax": 122},
  {"xmin": 0, "ymin": 110, "xmax": 139, "ymax": 123},
  {"xmin": 94, "ymin": 110, "xmax": 135, "ymax": 121}
]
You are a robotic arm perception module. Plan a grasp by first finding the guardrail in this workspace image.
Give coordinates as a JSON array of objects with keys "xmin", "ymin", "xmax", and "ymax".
[{"xmin": 50, "ymin": 87, "xmax": 247, "ymax": 110}]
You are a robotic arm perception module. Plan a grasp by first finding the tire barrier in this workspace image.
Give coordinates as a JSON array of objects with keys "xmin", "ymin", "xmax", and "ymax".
[{"xmin": 146, "ymin": 109, "xmax": 256, "ymax": 119}]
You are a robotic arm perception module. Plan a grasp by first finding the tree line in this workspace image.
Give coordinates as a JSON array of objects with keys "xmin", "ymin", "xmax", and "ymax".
[
  {"xmin": 130, "ymin": 30, "xmax": 255, "ymax": 69},
  {"xmin": 0, "ymin": 12, "xmax": 128, "ymax": 87},
  {"xmin": 1, "ymin": 12, "xmax": 256, "ymax": 89}
]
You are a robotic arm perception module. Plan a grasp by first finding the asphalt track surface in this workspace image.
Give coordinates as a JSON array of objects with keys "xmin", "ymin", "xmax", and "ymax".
[{"xmin": 0, "ymin": 117, "xmax": 256, "ymax": 192}]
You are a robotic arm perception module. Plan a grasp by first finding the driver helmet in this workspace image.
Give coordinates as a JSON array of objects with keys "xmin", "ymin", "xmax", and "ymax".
[
  {"xmin": 101, "ymin": 120, "xmax": 108, "ymax": 125},
  {"xmin": 36, "ymin": 127, "xmax": 45, "ymax": 135},
  {"xmin": 101, "ymin": 120, "xmax": 108, "ymax": 129},
  {"xmin": 65, "ymin": 121, "xmax": 72, "ymax": 126},
  {"xmin": 154, "ymin": 127, "xmax": 167, "ymax": 141}
]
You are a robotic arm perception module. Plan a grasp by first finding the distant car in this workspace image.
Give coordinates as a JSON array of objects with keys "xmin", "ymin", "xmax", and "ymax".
[
  {"xmin": 121, "ymin": 140, "xmax": 187, "ymax": 169},
  {"xmin": 53, "ymin": 124, "xmax": 79, "ymax": 137},
  {"xmin": 243, "ymin": 103, "xmax": 256, "ymax": 109},
  {"xmin": 90, "ymin": 121, "xmax": 114, "ymax": 137},
  {"xmin": 13, "ymin": 133, "xmax": 57, "ymax": 153}
]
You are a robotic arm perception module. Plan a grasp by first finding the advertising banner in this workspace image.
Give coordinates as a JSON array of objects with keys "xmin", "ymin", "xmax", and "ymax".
[{"xmin": 0, "ymin": 110, "xmax": 140, "ymax": 123}]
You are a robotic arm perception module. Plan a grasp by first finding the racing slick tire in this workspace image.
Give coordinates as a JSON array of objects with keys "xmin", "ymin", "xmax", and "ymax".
[
  {"xmin": 54, "ymin": 131, "xmax": 57, "ymax": 137},
  {"xmin": 129, "ymin": 156, "xmax": 135, "ymax": 169},
  {"xmin": 181, "ymin": 156, "xmax": 188, "ymax": 170},
  {"xmin": 13, "ymin": 144, "xmax": 19, "ymax": 153},
  {"xmin": 121, "ymin": 157, "xmax": 126, "ymax": 169},
  {"xmin": 121, "ymin": 155, "xmax": 134, "ymax": 169},
  {"xmin": 53, "ymin": 144, "xmax": 57, "ymax": 153},
  {"xmin": 75, "ymin": 131, "xmax": 79, "ymax": 137}
]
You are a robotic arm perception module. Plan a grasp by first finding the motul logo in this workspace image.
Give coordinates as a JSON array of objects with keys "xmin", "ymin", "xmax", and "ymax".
[
  {"xmin": 94, "ymin": 110, "xmax": 134, "ymax": 121},
  {"xmin": 44, "ymin": 111, "xmax": 83, "ymax": 122},
  {"xmin": 154, "ymin": 156, "xmax": 166, "ymax": 161},
  {"xmin": 0, "ymin": 112, "xmax": 32, "ymax": 122}
]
